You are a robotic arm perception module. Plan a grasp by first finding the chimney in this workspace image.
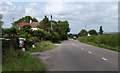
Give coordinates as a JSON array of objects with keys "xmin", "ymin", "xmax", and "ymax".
[{"xmin": 30, "ymin": 20, "xmax": 32, "ymax": 23}]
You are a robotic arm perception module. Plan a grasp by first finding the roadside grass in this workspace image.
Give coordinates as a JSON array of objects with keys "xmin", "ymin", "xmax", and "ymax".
[
  {"xmin": 81, "ymin": 42, "xmax": 119, "ymax": 52},
  {"xmin": 28, "ymin": 41, "xmax": 56, "ymax": 52},
  {"xmin": 77, "ymin": 33, "xmax": 120, "ymax": 52},
  {"xmin": 2, "ymin": 48, "xmax": 45, "ymax": 71}
]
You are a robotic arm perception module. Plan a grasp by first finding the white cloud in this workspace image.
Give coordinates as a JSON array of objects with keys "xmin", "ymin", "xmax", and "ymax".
[{"xmin": 0, "ymin": 1, "xmax": 118, "ymax": 33}]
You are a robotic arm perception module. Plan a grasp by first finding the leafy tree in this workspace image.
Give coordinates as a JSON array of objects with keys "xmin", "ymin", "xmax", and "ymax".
[
  {"xmin": 21, "ymin": 25, "xmax": 32, "ymax": 34},
  {"xmin": 32, "ymin": 30, "xmax": 45, "ymax": 41},
  {"xmin": 78, "ymin": 29, "xmax": 87, "ymax": 36},
  {"xmin": 22, "ymin": 25, "xmax": 31, "ymax": 30},
  {"xmin": 88, "ymin": 29, "xmax": 98, "ymax": 35},
  {"xmin": 99, "ymin": 26, "xmax": 103, "ymax": 35},
  {"xmin": 37, "ymin": 16, "xmax": 51, "ymax": 32},
  {"xmin": 51, "ymin": 32, "xmax": 60, "ymax": 43},
  {"xmin": 44, "ymin": 32, "xmax": 52, "ymax": 40},
  {"xmin": 32, "ymin": 17, "xmax": 38, "ymax": 22},
  {"xmin": 13, "ymin": 16, "xmax": 38, "ymax": 27},
  {"xmin": 54, "ymin": 21, "xmax": 70, "ymax": 40},
  {"xmin": 2, "ymin": 27, "xmax": 18, "ymax": 38}
]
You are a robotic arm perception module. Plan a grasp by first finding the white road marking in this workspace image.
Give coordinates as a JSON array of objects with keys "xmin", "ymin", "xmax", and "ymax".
[
  {"xmin": 77, "ymin": 46, "xmax": 78, "ymax": 48},
  {"xmin": 102, "ymin": 57, "xmax": 108, "ymax": 61},
  {"xmin": 88, "ymin": 51, "xmax": 92, "ymax": 54},
  {"xmin": 81, "ymin": 48, "xmax": 83, "ymax": 50}
]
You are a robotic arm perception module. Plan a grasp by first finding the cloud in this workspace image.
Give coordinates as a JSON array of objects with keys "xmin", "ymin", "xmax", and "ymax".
[{"xmin": 0, "ymin": 1, "xmax": 118, "ymax": 33}]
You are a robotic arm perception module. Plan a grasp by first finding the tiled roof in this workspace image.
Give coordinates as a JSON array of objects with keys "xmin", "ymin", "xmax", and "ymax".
[
  {"xmin": 19, "ymin": 22, "xmax": 40, "ymax": 28},
  {"xmin": 19, "ymin": 23, "xmax": 31, "ymax": 27},
  {"xmin": 30, "ymin": 22, "xmax": 40, "ymax": 28}
]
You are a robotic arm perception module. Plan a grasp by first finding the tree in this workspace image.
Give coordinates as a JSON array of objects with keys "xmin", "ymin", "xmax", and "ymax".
[
  {"xmin": 22, "ymin": 25, "xmax": 32, "ymax": 34},
  {"xmin": 44, "ymin": 32, "xmax": 52, "ymax": 40},
  {"xmin": 32, "ymin": 17, "xmax": 38, "ymax": 22},
  {"xmin": 51, "ymin": 32, "xmax": 60, "ymax": 42},
  {"xmin": 32, "ymin": 30, "xmax": 45, "ymax": 41},
  {"xmin": 2, "ymin": 27, "xmax": 18, "ymax": 38},
  {"xmin": 99, "ymin": 26, "xmax": 103, "ymax": 35},
  {"xmin": 37, "ymin": 16, "xmax": 51, "ymax": 32},
  {"xmin": 78, "ymin": 29, "xmax": 87, "ymax": 36},
  {"xmin": 88, "ymin": 29, "xmax": 98, "ymax": 35},
  {"xmin": 0, "ymin": 14, "xmax": 3, "ymax": 28},
  {"xmin": 22, "ymin": 25, "xmax": 31, "ymax": 30},
  {"xmin": 54, "ymin": 21, "xmax": 70, "ymax": 40},
  {"xmin": 13, "ymin": 16, "xmax": 38, "ymax": 27}
]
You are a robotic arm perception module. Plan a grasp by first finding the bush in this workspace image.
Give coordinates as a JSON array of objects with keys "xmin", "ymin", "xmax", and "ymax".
[
  {"xmin": 88, "ymin": 29, "xmax": 98, "ymax": 35},
  {"xmin": 78, "ymin": 29, "xmax": 87, "ymax": 36},
  {"xmin": 51, "ymin": 32, "xmax": 60, "ymax": 43},
  {"xmin": 44, "ymin": 32, "xmax": 52, "ymax": 40}
]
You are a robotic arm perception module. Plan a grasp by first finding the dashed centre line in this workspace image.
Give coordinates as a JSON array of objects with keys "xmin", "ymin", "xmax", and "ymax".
[
  {"xmin": 81, "ymin": 48, "xmax": 83, "ymax": 50},
  {"xmin": 88, "ymin": 51, "xmax": 92, "ymax": 54},
  {"xmin": 102, "ymin": 57, "xmax": 108, "ymax": 61}
]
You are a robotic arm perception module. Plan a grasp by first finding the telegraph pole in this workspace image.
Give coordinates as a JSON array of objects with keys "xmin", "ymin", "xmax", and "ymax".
[
  {"xmin": 85, "ymin": 25, "xmax": 87, "ymax": 30},
  {"xmin": 12, "ymin": 17, "xmax": 14, "ymax": 27},
  {"xmin": 51, "ymin": 15, "xmax": 52, "ymax": 30}
]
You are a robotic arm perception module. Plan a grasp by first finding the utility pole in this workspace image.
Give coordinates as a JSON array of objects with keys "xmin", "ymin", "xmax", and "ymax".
[
  {"xmin": 51, "ymin": 15, "xmax": 52, "ymax": 30},
  {"xmin": 12, "ymin": 17, "xmax": 14, "ymax": 27},
  {"xmin": 85, "ymin": 25, "xmax": 87, "ymax": 30}
]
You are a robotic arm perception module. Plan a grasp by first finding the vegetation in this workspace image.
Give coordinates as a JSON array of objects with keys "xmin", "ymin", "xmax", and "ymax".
[
  {"xmin": 88, "ymin": 29, "xmax": 98, "ymax": 35},
  {"xmin": 13, "ymin": 16, "xmax": 38, "ymax": 27},
  {"xmin": 37, "ymin": 16, "xmax": 51, "ymax": 32},
  {"xmin": 28, "ymin": 41, "xmax": 56, "ymax": 52},
  {"xmin": 99, "ymin": 26, "xmax": 103, "ymax": 35},
  {"xmin": 2, "ymin": 48, "xmax": 45, "ymax": 71},
  {"xmin": 78, "ymin": 29, "xmax": 87, "ymax": 36},
  {"xmin": 77, "ymin": 33, "xmax": 120, "ymax": 52},
  {"xmin": 0, "ymin": 14, "xmax": 3, "ymax": 28}
]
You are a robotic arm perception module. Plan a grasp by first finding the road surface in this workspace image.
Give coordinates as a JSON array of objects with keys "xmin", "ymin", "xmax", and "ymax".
[{"xmin": 31, "ymin": 40, "xmax": 118, "ymax": 71}]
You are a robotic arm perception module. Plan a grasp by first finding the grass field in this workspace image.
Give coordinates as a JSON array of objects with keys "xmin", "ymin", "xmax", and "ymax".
[
  {"xmin": 28, "ymin": 41, "xmax": 56, "ymax": 52},
  {"xmin": 77, "ymin": 33, "xmax": 120, "ymax": 52}
]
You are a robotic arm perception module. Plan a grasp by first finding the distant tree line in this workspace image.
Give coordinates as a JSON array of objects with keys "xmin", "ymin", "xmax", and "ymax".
[{"xmin": 78, "ymin": 26, "xmax": 103, "ymax": 37}]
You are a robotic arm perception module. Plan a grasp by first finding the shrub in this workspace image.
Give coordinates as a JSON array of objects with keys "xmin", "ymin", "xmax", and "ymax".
[
  {"xmin": 51, "ymin": 32, "xmax": 60, "ymax": 43},
  {"xmin": 88, "ymin": 29, "xmax": 98, "ymax": 35},
  {"xmin": 78, "ymin": 29, "xmax": 87, "ymax": 36}
]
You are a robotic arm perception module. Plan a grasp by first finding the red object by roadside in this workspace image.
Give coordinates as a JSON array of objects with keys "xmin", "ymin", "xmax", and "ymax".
[
  {"xmin": 23, "ymin": 44, "xmax": 25, "ymax": 48},
  {"xmin": 32, "ymin": 42, "xmax": 34, "ymax": 45}
]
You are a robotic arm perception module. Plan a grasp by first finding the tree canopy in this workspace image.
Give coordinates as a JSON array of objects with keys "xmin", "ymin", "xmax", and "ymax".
[
  {"xmin": 78, "ymin": 29, "xmax": 87, "ymax": 36},
  {"xmin": 13, "ymin": 16, "xmax": 38, "ymax": 27},
  {"xmin": 88, "ymin": 29, "xmax": 98, "ymax": 35},
  {"xmin": 37, "ymin": 16, "xmax": 51, "ymax": 32}
]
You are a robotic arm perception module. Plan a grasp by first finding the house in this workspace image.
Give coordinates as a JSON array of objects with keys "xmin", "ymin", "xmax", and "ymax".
[
  {"xmin": 19, "ymin": 20, "xmax": 40, "ymax": 31},
  {"xmin": 87, "ymin": 33, "xmax": 91, "ymax": 36}
]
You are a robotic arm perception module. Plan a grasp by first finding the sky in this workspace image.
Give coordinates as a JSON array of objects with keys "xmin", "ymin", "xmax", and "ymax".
[{"xmin": 0, "ymin": 0, "xmax": 118, "ymax": 34}]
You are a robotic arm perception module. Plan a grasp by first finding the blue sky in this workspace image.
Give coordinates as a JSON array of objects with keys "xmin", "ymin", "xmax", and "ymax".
[{"xmin": 0, "ymin": 1, "xmax": 118, "ymax": 34}]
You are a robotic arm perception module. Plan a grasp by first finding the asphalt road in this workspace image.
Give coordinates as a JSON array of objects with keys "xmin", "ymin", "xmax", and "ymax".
[{"xmin": 32, "ymin": 40, "xmax": 118, "ymax": 71}]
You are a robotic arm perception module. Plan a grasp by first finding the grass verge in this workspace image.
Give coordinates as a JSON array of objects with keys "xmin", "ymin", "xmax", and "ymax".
[
  {"xmin": 2, "ymin": 48, "xmax": 45, "ymax": 71},
  {"xmin": 28, "ymin": 41, "xmax": 56, "ymax": 52},
  {"xmin": 77, "ymin": 41, "xmax": 120, "ymax": 52}
]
